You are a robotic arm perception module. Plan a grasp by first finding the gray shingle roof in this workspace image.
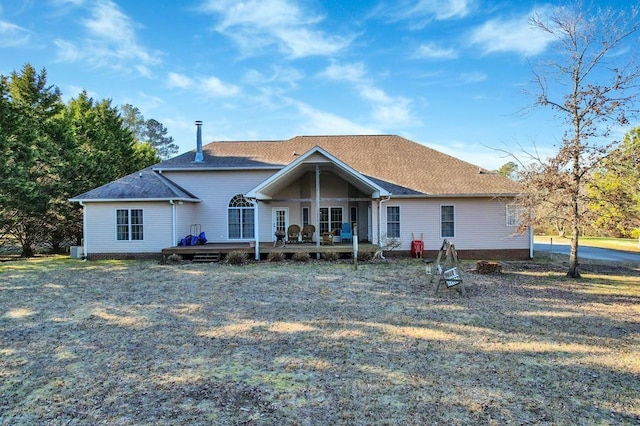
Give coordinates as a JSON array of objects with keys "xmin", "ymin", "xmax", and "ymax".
[{"xmin": 69, "ymin": 168, "xmax": 200, "ymax": 202}]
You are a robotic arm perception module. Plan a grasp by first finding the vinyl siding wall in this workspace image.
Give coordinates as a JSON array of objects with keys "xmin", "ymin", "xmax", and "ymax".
[
  {"xmin": 382, "ymin": 197, "xmax": 529, "ymax": 251},
  {"xmin": 164, "ymin": 170, "xmax": 273, "ymax": 242},
  {"xmin": 84, "ymin": 202, "xmax": 173, "ymax": 253}
]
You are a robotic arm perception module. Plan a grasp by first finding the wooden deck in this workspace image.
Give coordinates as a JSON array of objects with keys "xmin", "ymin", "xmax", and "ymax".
[{"xmin": 161, "ymin": 241, "xmax": 375, "ymax": 259}]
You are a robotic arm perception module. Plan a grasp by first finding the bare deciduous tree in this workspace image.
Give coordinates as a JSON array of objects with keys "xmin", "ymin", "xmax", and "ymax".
[{"xmin": 521, "ymin": 3, "xmax": 640, "ymax": 277}]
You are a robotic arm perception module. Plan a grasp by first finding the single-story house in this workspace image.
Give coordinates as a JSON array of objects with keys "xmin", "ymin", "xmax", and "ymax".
[{"xmin": 69, "ymin": 122, "xmax": 531, "ymax": 260}]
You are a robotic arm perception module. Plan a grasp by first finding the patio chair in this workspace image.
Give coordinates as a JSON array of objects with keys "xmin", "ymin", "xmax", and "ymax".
[
  {"xmin": 341, "ymin": 223, "xmax": 352, "ymax": 243},
  {"xmin": 301, "ymin": 224, "xmax": 315, "ymax": 243},
  {"xmin": 321, "ymin": 228, "xmax": 339, "ymax": 245},
  {"xmin": 287, "ymin": 224, "xmax": 301, "ymax": 243}
]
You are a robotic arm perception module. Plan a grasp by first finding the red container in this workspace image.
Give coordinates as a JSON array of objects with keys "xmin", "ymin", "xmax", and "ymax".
[{"xmin": 411, "ymin": 240, "xmax": 424, "ymax": 258}]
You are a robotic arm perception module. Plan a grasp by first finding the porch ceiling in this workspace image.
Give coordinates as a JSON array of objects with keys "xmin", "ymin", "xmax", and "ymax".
[{"xmin": 253, "ymin": 162, "xmax": 378, "ymax": 199}]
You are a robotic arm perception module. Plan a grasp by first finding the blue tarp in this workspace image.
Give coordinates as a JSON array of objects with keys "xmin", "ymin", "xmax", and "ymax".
[{"xmin": 180, "ymin": 232, "xmax": 207, "ymax": 246}]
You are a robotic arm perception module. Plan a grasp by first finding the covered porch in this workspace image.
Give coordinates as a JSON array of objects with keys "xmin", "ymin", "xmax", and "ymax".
[
  {"xmin": 245, "ymin": 146, "xmax": 391, "ymax": 260},
  {"xmin": 161, "ymin": 241, "xmax": 376, "ymax": 261}
]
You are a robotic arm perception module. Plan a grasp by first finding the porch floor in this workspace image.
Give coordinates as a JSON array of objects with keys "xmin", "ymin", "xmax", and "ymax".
[{"xmin": 161, "ymin": 241, "xmax": 375, "ymax": 258}]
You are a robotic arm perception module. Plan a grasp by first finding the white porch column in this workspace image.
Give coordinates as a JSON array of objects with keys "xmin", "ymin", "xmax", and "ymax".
[
  {"xmin": 315, "ymin": 164, "xmax": 321, "ymax": 249},
  {"xmin": 253, "ymin": 199, "xmax": 260, "ymax": 260}
]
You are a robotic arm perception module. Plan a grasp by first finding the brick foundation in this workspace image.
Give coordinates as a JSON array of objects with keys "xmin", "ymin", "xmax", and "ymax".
[{"xmin": 86, "ymin": 252, "xmax": 163, "ymax": 261}]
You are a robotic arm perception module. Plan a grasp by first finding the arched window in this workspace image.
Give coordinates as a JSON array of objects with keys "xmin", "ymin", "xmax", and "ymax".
[{"xmin": 228, "ymin": 195, "xmax": 255, "ymax": 239}]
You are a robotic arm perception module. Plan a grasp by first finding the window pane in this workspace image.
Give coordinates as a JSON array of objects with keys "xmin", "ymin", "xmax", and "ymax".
[
  {"xmin": 242, "ymin": 208, "xmax": 255, "ymax": 239},
  {"xmin": 116, "ymin": 209, "xmax": 129, "ymax": 240},
  {"xmin": 441, "ymin": 206, "xmax": 454, "ymax": 238},
  {"xmin": 506, "ymin": 205, "xmax": 522, "ymax": 227},
  {"xmin": 302, "ymin": 207, "xmax": 309, "ymax": 226},
  {"xmin": 228, "ymin": 209, "xmax": 241, "ymax": 239},
  {"xmin": 386, "ymin": 206, "xmax": 400, "ymax": 238},
  {"xmin": 319, "ymin": 208, "xmax": 329, "ymax": 234},
  {"xmin": 130, "ymin": 209, "xmax": 143, "ymax": 240},
  {"xmin": 330, "ymin": 207, "xmax": 342, "ymax": 232}
]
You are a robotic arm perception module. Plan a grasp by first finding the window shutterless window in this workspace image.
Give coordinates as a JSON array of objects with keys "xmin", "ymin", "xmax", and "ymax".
[
  {"xmin": 506, "ymin": 204, "xmax": 523, "ymax": 227},
  {"xmin": 228, "ymin": 195, "xmax": 255, "ymax": 239},
  {"xmin": 441, "ymin": 205, "xmax": 454, "ymax": 238},
  {"xmin": 319, "ymin": 207, "xmax": 342, "ymax": 234},
  {"xmin": 116, "ymin": 209, "xmax": 143, "ymax": 241},
  {"xmin": 386, "ymin": 206, "xmax": 400, "ymax": 238}
]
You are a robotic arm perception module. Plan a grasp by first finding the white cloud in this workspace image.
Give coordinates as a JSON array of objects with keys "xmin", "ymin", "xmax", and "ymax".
[
  {"xmin": 54, "ymin": 0, "xmax": 161, "ymax": 76},
  {"xmin": 201, "ymin": 0, "xmax": 353, "ymax": 58},
  {"xmin": 243, "ymin": 65, "xmax": 304, "ymax": 88},
  {"xmin": 321, "ymin": 61, "xmax": 416, "ymax": 127},
  {"xmin": 458, "ymin": 71, "xmax": 487, "ymax": 84},
  {"xmin": 372, "ymin": 99, "xmax": 413, "ymax": 126},
  {"xmin": 291, "ymin": 99, "xmax": 380, "ymax": 135},
  {"xmin": 468, "ymin": 7, "xmax": 555, "ymax": 56},
  {"xmin": 167, "ymin": 72, "xmax": 193, "ymax": 89},
  {"xmin": 373, "ymin": 0, "xmax": 472, "ymax": 28},
  {"xmin": 165, "ymin": 71, "xmax": 238, "ymax": 97},
  {"xmin": 416, "ymin": 42, "xmax": 458, "ymax": 59},
  {"xmin": 0, "ymin": 19, "xmax": 30, "ymax": 47},
  {"xmin": 201, "ymin": 75, "xmax": 239, "ymax": 97},
  {"xmin": 410, "ymin": 0, "xmax": 471, "ymax": 20},
  {"xmin": 321, "ymin": 62, "xmax": 367, "ymax": 83}
]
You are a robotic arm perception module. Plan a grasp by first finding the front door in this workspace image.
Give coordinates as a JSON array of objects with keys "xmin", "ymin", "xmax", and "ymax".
[{"xmin": 272, "ymin": 208, "xmax": 289, "ymax": 241}]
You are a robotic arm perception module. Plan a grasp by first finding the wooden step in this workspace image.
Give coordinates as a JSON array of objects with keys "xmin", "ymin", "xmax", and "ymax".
[{"xmin": 192, "ymin": 252, "xmax": 221, "ymax": 262}]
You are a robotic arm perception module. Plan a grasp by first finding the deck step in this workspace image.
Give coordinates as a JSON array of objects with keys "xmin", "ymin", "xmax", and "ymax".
[{"xmin": 192, "ymin": 252, "xmax": 221, "ymax": 262}]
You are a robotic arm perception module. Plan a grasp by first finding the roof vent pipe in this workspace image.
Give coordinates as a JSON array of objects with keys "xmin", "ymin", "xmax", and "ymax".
[{"xmin": 194, "ymin": 120, "xmax": 203, "ymax": 162}]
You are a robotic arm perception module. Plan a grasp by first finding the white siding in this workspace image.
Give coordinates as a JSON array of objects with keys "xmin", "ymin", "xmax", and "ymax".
[
  {"xmin": 164, "ymin": 170, "xmax": 273, "ymax": 242},
  {"xmin": 382, "ymin": 198, "xmax": 529, "ymax": 251},
  {"xmin": 85, "ymin": 202, "xmax": 173, "ymax": 253}
]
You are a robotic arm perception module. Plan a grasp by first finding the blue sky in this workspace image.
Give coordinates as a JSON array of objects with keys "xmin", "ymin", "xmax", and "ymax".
[{"xmin": 0, "ymin": 0, "xmax": 632, "ymax": 170}]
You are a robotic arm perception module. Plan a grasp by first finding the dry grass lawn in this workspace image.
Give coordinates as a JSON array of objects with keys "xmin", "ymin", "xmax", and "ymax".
[{"xmin": 1, "ymin": 256, "xmax": 639, "ymax": 425}]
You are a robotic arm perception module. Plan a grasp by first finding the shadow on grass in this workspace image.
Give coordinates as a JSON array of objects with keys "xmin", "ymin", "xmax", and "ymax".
[{"xmin": 1, "ymin": 259, "xmax": 639, "ymax": 424}]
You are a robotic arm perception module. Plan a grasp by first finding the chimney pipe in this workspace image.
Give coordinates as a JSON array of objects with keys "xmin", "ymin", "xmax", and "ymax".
[{"xmin": 194, "ymin": 120, "xmax": 203, "ymax": 162}]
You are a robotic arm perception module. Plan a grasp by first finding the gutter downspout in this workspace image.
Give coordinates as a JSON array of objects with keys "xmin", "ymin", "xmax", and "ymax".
[
  {"xmin": 79, "ymin": 201, "xmax": 88, "ymax": 259},
  {"xmin": 377, "ymin": 195, "xmax": 391, "ymax": 259},
  {"xmin": 251, "ymin": 198, "xmax": 260, "ymax": 260},
  {"xmin": 170, "ymin": 200, "xmax": 177, "ymax": 247}
]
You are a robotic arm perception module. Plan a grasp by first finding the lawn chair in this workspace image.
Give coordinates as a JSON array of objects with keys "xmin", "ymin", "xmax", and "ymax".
[
  {"xmin": 321, "ymin": 228, "xmax": 339, "ymax": 245},
  {"xmin": 287, "ymin": 224, "xmax": 301, "ymax": 243},
  {"xmin": 302, "ymin": 224, "xmax": 315, "ymax": 243},
  {"xmin": 341, "ymin": 223, "xmax": 353, "ymax": 243}
]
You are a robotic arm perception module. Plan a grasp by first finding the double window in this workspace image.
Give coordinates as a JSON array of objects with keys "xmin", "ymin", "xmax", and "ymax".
[
  {"xmin": 319, "ymin": 207, "xmax": 342, "ymax": 234},
  {"xmin": 441, "ymin": 205, "xmax": 455, "ymax": 238},
  {"xmin": 228, "ymin": 195, "xmax": 255, "ymax": 239},
  {"xmin": 386, "ymin": 206, "xmax": 400, "ymax": 238},
  {"xmin": 116, "ymin": 209, "xmax": 143, "ymax": 241}
]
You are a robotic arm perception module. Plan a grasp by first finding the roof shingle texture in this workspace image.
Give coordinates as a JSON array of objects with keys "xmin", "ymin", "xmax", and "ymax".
[
  {"xmin": 158, "ymin": 135, "xmax": 522, "ymax": 196},
  {"xmin": 70, "ymin": 167, "xmax": 199, "ymax": 201}
]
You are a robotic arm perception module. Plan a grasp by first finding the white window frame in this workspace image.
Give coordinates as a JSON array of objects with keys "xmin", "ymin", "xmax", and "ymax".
[
  {"xmin": 115, "ymin": 208, "xmax": 144, "ymax": 241},
  {"xmin": 386, "ymin": 206, "xmax": 400, "ymax": 238},
  {"xmin": 319, "ymin": 207, "xmax": 343, "ymax": 234},
  {"xmin": 506, "ymin": 204, "xmax": 524, "ymax": 227},
  {"xmin": 440, "ymin": 205, "xmax": 455, "ymax": 238},
  {"xmin": 228, "ymin": 194, "xmax": 255, "ymax": 240},
  {"xmin": 302, "ymin": 207, "xmax": 310, "ymax": 227}
]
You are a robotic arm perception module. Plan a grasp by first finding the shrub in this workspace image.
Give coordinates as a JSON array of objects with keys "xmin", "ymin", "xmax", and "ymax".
[
  {"xmin": 321, "ymin": 251, "xmax": 339, "ymax": 261},
  {"xmin": 226, "ymin": 250, "xmax": 247, "ymax": 265},
  {"xmin": 292, "ymin": 251, "xmax": 311, "ymax": 262},
  {"xmin": 357, "ymin": 251, "xmax": 372, "ymax": 262},
  {"xmin": 268, "ymin": 251, "xmax": 285, "ymax": 262}
]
